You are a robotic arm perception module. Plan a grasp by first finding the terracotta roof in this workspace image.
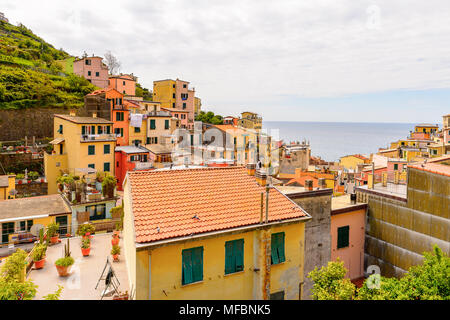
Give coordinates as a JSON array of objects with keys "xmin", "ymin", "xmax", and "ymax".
[
  {"xmin": 408, "ymin": 163, "xmax": 450, "ymax": 177},
  {"xmin": 87, "ymin": 87, "xmax": 120, "ymax": 96},
  {"xmin": 0, "ymin": 194, "xmax": 71, "ymax": 222},
  {"xmin": 286, "ymin": 176, "xmax": 319, "ymax": 188},
  {"xmin": 127, "ymin": 167, "xmax": 308, "ymax": 244}
]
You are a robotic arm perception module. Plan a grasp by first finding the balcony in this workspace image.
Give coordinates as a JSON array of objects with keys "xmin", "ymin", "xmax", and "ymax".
[
  {"xmin": 81, "ymin": 133, "xmax": 117, "ymax": 142},
  {"xmin": 134, "ymin": 162, "xmax": 154, "ymax": 170}
]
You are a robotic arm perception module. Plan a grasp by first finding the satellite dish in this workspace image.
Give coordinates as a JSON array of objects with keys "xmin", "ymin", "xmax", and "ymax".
[{"xmin": 30, "ymin": 224, "xmax": 45, "ymax": 237}]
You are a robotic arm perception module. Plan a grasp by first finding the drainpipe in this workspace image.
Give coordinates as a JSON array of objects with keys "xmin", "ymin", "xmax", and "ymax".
[{"xmin": 265, "ymin": 185, "xmax": 269, "ymax": 224}]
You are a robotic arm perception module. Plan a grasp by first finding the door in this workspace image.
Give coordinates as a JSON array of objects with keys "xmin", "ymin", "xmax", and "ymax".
[
  {"xmin": 55, "ymin": 216, "xmax": 68, "ymax": 235},
  {"xmin": 2, "ymin": 222, "xmax": 15, "ymax": 243}
]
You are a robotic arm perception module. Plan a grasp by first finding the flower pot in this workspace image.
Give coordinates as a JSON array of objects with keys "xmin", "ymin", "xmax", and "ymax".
[
  {"xmin": 113, "ymin": 230, "xmax": 120, "ymax": 238},
  {"xmin": 112, "ymin": 254, "xmax": 119, "ymax": 261},
  {"xmin": 34, "ymin": 258, "xmax": 45, "ymax": 269},
  {"xmin": 50, "ymin": 235, "xmax": 59, "ymax": 244},
  {"xmin": 55, "ymin": 264, "xmax": 72, "ymax": 277},
  {"xmin": 40, "ymin": 179, "xmax": 44, "ymax": 183},
  {"xmin": 85, "ymin": 232, "xmax": 90, "ymax": 237},
  {"xmin": 111, "ymin": 237, "xmax": 119, "ymax": 246},
  {"xmin": 18, "ymin": 180, "xmax": 22, "ymax": 185},
  {"xmin": 81, "ymin": 247, "xmax": 91, "ymax": 256}
]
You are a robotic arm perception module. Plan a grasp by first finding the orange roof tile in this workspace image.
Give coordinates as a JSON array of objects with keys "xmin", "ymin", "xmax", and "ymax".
[{"xmin": 127, "ymin": 167, "xmax": 308, "ymax": 244}]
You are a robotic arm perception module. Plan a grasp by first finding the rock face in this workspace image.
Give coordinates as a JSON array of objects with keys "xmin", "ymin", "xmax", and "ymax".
[{"xmin": 0, "ymin": 107, "xmax": 72, "ymax": 141}]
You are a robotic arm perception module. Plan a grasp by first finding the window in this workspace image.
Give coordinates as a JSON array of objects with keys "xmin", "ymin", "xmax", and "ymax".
[
  {"xmin": 114, "ymin": 128, "xmax": 123, "ymax": 137},
  {"xmin": 104, "ymin": 162, "xmax": 110, "ymax": 172},
  {"xmin": 116, "ymin": 112, "xmax": 124, "ymax": 121},
  {"xmin": 98, "ymin": 126, "xmax": 103, "ymax": 134},
  {"xmin": 182, "ymin": 247, "xmax": 203, "ymax": 285},
  {"xmin": 20, "ymin": 221, "xmax": 26, "ymax": 231},
  {"xmin": 172, "ymin": 84, "xmax": 175, "ymax": 88},
  {"xmin": 271, "ymin": 232, "xmax": 285, "ymax": 265},
  {"xmin": 165, "ymin": 120, "xmax": 169, "ymax": 129},
  {"xmin": 85, "ymin": 59, "xmax": 91, "ymax": 65},
  {"xmin": 91, "ymin": 126, "xmax": 96, "ymax": 134},
  {"xmin": 117, "ymin": 161, "xmax": 119, "ymax": 167},
  {"xmin": 123, "ymin": 81, "xmax": 125, "ymax": 85},
  {"xmin": 57, "ymin": 124, "xmax": 63, "ymax": 134},
  {"xmin": 88, "ymin": 145, "xmax": 95, "ymax": 155},
  {"xmin": 26, "ymin": 220, "xmax": 33, "ymax": 232},
  {"xmin": 182, "ymin": 103, "xmax": 186, "ymax": 109},
  {"xmin": 88, "ymin": 71, "xmax": 91, "ymax": 76},
  {"xmin": 183, "ymin": 84, "xmax": 187, "ymax": 88},
  {"xmin": 394, "ymin": 164, "xmax": 398, "ymax": 170},
  {"xmin": 82, "ymin": 126, "xmax": 86, "ymax": 135},
  {"xmin": 181, "ymin": 93, "xmax": 188, "ymax": 100},
  {"xmin": 337, "ymin": 226, "xmax": 350, "ymax": 249},
  {"xmin": 172, "ymin": 103, "xmax": 175, "ymax": 108},
  {"xmin": 96, "ymin": 72, "xmax": 99, "ymax": 77},
  {"xmin": 270, "ymin": 291, "xmax": 285, "ymax": 300},
  {"xmin": 225, "ymin": 239, "xmax": 244, "ymax": 274},
  {"xmin": 86, "ymin": 204, "xmax": 106, "ymax": 221},
  {"xmin": 190, "ymin": 135, "xmax": 194, "ymax": 146},
  {"xmin": 134, "ymin": 127, "xmax": 141, "ymax": 133},
  {"xmin": 173, "ymin": 93, "xmax": 175, "ymax": 99},
  {"xmin": 104, "ymin": 144, "xmax": 110, "ymax": 154},
  {"xmin": 88, "ymin": 164, "xmax": 95, "ymax": 169},
  {"xmin": 150, "ymin": 119, "xmax": 156, "ymax": 130}
]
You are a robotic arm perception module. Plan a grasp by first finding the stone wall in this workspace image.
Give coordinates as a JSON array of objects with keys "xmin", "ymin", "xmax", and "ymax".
[
  {"xmin": 15, "ymin": 181, "xmax": 48, "ymax": 197},
  {"xmin": 0, "ymin": 107, "xmax": 72, "ymax": 141},
  {"xmin": 285, "ymin": 189, "xmax": 332, "ymax": 300}
]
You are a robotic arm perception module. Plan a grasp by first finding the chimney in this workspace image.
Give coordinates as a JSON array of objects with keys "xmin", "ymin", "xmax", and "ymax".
[
  {"xmin": 304, "ymin": 179, "xmax": 313, "ymax": 191},
  {"xmin": 318, "ymin": 178, "xmax": 326, "ymax": 189},
  {"xmin": 92, "ymin": 112, "xmax": 97, "ymax": 118},
  {"xmin": 247, "ymin": 163, "xmax": 256, "ymax": 176},
  {"xmin": 255, "ymin": 168, "xmax": 267, "ymax": 187}
]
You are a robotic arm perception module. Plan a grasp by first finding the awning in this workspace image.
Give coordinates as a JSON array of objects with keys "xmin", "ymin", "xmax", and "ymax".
[{"xmin": 49, "ymin": 138, "xmax": 65, "ymax": 145}]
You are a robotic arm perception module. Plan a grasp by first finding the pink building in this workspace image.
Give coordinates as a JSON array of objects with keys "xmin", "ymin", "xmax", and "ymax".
[
  {"xmin": 331, "ymin": 195, "xmax": 367, "ymax": 280},
  {"xmin": 73, "ymin": 56, "xmax": 109, "ymax": 88},
  {"xmin": 175, "ymin": 79, "xmax": 195, "ymax": 127},
  {"xmin": 161, "ymin": 107, "xmax": 189, "ymax": 129},
  {"xmin": 109, "ymin": 74, "xmax": 137, "ymax": 96}
]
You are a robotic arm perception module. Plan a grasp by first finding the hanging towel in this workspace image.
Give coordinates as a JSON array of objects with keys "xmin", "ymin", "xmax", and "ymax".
[{"xmin": 130, "ymin": 113, "xmax": 143, "ymax": 128}]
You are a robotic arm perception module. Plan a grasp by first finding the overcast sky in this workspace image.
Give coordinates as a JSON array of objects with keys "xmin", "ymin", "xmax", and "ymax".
[{"xmin": 2, "ymin": 0, "xmax": 450, "ymax": 123}]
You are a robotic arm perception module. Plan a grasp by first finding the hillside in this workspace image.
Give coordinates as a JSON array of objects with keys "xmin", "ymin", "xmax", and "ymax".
[{"xmin": 0, "ymin": 20, "xmax": 96, "ymax": 110}]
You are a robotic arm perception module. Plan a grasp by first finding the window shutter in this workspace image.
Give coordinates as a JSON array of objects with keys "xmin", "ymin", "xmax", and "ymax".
[
  {"xmin": 182, "ymin": 250, "xmax": 193, "ymax": 285},
  {"xmin": 91, "ymin": 126, "xmax": 95, "ymax": 134},
  {"xmin": 271, "ymin": 234, "xmax": 279, "ymax": 264},
  {"xmin": 225, "ymin": 241, "xmax": 234, "ymax": 274},
  {"xmin": 235, "ymin": 239, "xmax": 244, "ymax": 271},
  {"xmin": 192, "ymin": 247, "xmax": 203, "ymax": 282},
  {"xmin": 82, "ymin": 126, "xmax": 86, "ymax": 135},
  {"xmin": 278, "ymin": 233, "xmax": 285, "ymax": 262},
  {"xmin": 337, "ymin": 226, "xmax": 350, "ymax": 249}
]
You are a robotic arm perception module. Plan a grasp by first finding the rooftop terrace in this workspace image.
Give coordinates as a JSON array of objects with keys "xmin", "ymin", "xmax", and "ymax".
[{"xmin": 28, "ymin": 233, "xmax": 129, "ymax": 300}]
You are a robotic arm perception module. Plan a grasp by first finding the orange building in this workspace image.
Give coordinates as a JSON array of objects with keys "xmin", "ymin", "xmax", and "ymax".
[
  {"xmin": 108, "ymin": 74, "xmax": 137, "ymax": 96},
  {"xmin": 331, "ymin": 195, "xmax": 366, "ymax": 281}
]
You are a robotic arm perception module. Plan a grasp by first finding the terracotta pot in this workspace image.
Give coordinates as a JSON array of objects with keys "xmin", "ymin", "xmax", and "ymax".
[
  {"xmin": 112, "ymin": 254, "xmax": 119, "ymax": 261},
  {"xmin": 111, "ymin": 237, "xmax": 119, "ymax": 246},
  {"xmin": 55, "ymin": 264, "xmax": 72, "ymax": 277},
  {"xmin": 50, "ymin": 235, "xmax": 59, "ymax": 244},
  {"xmin": 81, "ymin": 247, "xmax": 91, "ymax": 256},
  {"xmin": 113, "ymin": 230, "xmax": 120, "ymax": 238},
  {"xmin": 34, "ymin": 258, "xmax": 45, "ymax": 269},
  {"xmin": 18, "ymin": 180, "xmax": 22, "ymax": 184}
]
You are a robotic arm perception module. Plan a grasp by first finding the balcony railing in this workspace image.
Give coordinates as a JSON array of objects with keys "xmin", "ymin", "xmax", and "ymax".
[
  {"xmin": 81, "ymin": 134, "xmax": 117, "ymax": 142},
  {"xmin": 134, "ymin": 162, "xmax": 153, "ymax": 170}
]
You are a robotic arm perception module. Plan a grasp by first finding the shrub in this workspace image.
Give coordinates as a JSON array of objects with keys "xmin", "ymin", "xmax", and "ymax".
[
  {"xmin": 80, "ymin": 238, "xmax": 90, "ymax": 249},
  {"xmin": 54, "ymin": 256, "xmax": 74, "ymax": 267},
  {"xmin": 111, "ymin": 245, "xmax": 120, "ymax": 255},
  {"xmin": 32, "ymin": 244, "xmax": 47, "ymax": 262},
  {"xmin": 77, "ymin": 223, "xmax": 95, "ymax": 236},
  {"xmin": 46, "ymin": 222, "xmax": 60, "ymax": 238}
]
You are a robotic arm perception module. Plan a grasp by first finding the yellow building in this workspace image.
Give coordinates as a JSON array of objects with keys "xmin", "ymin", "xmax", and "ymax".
[
  {"xmin": 122, "ymin": 166, "xmax": 311, "ymax": 300},
  {"xmin": 339, "ymin": 154, "xmax": 370, "ymax": 170},
  {"xmin": 0, "ymin": 175, "xmax": 16, "ymax": 201},
  {"xmin": 194, "ymin": 97, "xmax": 202, "ymax": 116},
  {"xmin": 414, "ymin": 123, "xmax": 439, "ymax": 134},
  {"xmin": 238, "ymin": 112, "xmax": 262, "ymax": 130},
  {"xmin": 44, "ymin": 113, "xmax": 116, "ymax": 194},
  {"xmin": 0, "ymin": 194, "xmax": 71, "ymax": 244}
]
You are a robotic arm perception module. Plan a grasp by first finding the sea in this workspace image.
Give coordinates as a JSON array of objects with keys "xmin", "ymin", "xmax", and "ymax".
[{"xmin": 262, "ymin": 121, "xmax": 420, "ymax": 162}]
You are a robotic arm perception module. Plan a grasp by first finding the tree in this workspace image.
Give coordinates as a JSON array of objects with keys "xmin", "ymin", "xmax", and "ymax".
[
  {"xmin": 103, "ymin": 51, "xmax": 121, "ymax": 75},
  {"xmin": 195, "ymin": 111, "xmax": 224, "ymax": 125},
  {"xmin": 308, "ymin": 258, "xmax": 356, "ymax": 300}
]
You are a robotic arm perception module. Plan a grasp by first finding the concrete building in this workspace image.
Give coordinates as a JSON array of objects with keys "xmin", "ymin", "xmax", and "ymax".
[
  {"xmin": 278, "ymin": 142, "xmax": 311, "ymax": 175},
  {"xmin": 122, "ymin": 166, "xmax": 311, "ymax": 300},
  {"xmin": 73, "ymin": 55, "xmax": 109, "ymax": 88},
  {"xmin": 331, "ymin": 195, "xmax": 367, "ymax": 281},
  {"xmin": 277, "ymin": 181, "xmax": 333, "ymax": 300},
  {"xmin": 339, "ymin": 154, "xmax": 370, "ymax": 171},
  {"xmin": 115, "ymin": 145, "xmax": 152, "ymax": 190},
  {"xmin": 355, "ymin": 156, "xmax": 450, "ymax": 278},
  {"xmin": 238, "ymin": 112, "xmax": 262, "ymax": 130}
]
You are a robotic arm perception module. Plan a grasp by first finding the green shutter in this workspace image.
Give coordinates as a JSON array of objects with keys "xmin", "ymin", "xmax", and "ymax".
[
  {"xmin": 106, "ymin": 126, "xmax": 111, "ymax": 134},
  {"xmin": 104, "ymin": 144, "xmax": 110, "ymax": 154},
  {"xmin": 82, "ymin": 126, "xmax": 86, "ymax": 135},
  {"xmin": 235, "ymin": 239, "xmax": 244, "ymax": 271},
  {"xmin": 182, "ymin": 250, "xmax": 193, "ymax": 285},
  {"xmin": 337, "ymin": 226, "xmax": 350, "ymax": 249},
  {"xmin": 91, "ymin": 126, "xmax": 95, "ymax": 134},
  {"xmin": 278, "ymin": 233, "xmax": 285, "ymax": 263},
  {"xmin": 150, "ymin": 119, "xmax": 156, "ymax": 129},
  {"xmin": 192, "ymin": 247, "xmax": 203, "ymax": 282},
  {"xmin": 88, "ymin": 145, "xmax": 95, "ymax": 155},
  {"xmin": 104, "ymin": 162, "xmax": 110, "ymax": 172},
  {"xmin": 225, "ymin": 241, "xmax": 235, "ymax": 274},
  {"xmin": 165, "ymin": 120, "xmax": 169, "ymax": 129},
  {"xmin": 271, "ymin": 234, "xmax": 279, "ymax": 265}
]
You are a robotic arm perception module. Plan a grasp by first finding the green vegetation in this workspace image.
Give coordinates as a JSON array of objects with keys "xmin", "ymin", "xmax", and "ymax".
[
  {"xmin": 0, "ymin": 249, "xmax": 37, "ymax": 300},
  {"xmin": 111, "ymin": 244, "xmax": 121, "ymax": 255},
  {"xmin": 308, "ymin": 245, "xmax": 450, "ymax": 300},
  {"xmin": 135, "ymin": 83, "xmax": 152, "ymax": 100},
  {"xmin": 46, "ymin": 222, "xmax": 60, "ymax": 238},
  {"xmin": 0, "ymin": 21, "xmax": 97, "ymax": 109},
  {"xmin": 31, "ymin": 244, "xmax": 47, "ymax": 262},
  {"xmin": 195, "ymin": 111, "xmax": 224, "ymax": 125},
  {"xmin": 43, "ymin": 285, "xmax": 63, "ymax": 300},
  {"xmin": 77, "ymin": 222, "xmax": 95, "ymax": 237}
]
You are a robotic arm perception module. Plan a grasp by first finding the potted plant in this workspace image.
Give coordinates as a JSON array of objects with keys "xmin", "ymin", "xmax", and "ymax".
[
  {"xmin": 80, "ymin": 238, "xmax": 91, "ymax": 257},
  {"xmin": 47, "ymin": 222, "xmax": 60, "ymax": 244},
  {"xmin": 111, "ymin": 231, "xmax": 119, "ymax": 246},
  {"xmin": 111, "ymin": 244, "xmax": 120, "ymax": 262},
  {"xmin": 113, "ymin": 222, "xmax": 121, "ymax": 238},
  {"xmin": 32, "ymin": 243, "xmax": 47, "ymax": 269},
  {"xmin": 102, "ymin": 174, "xmax": 117, "ymax": 199},
  {"xmin": 55, "ymin": 239, "xmax": 74, "ymax": 277},
  {"xmin": 77, "ymin": 222, "xmax": 95, "ymax": 239}
]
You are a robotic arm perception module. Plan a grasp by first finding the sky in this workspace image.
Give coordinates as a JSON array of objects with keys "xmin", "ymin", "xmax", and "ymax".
[{"xmin": 1, "ymin": 0, "xmax": 450, "ymax": 123}]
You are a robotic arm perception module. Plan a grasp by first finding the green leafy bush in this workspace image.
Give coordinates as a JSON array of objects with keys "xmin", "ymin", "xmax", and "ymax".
[{"xmin": 54, "ymin": 256, "xmax": 74, "ymax": 267}]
